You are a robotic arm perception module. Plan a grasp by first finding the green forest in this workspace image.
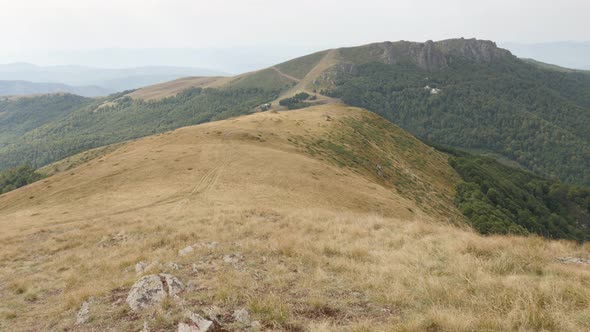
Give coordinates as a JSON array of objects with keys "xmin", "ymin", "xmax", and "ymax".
[
  {"xmin": 0, "ymin": 94, "xmax": 92, "ymax": 148},
  {"xmin": 439, "ymin": 146, "xmax": 590, "ymax": 241},
  {"xmin": 326, "ymin": 59, "xmax": 590, "ymax": 186},
  {"xmin": 0, "ymin": 87, "xmax": 278, "ymax": 170}
]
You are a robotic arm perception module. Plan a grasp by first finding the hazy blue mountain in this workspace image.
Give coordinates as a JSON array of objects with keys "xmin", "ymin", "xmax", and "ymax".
[
  {"xmin": 0, "ymin": 80, "xmax": 111, "ymax": 97},
  {"xmin": 0, "ymin": 46, "xmax": 326, "ymax": 75},
  {"xmin": 0, "ymin": 63, "xmax": 228, "ymax": 93}
]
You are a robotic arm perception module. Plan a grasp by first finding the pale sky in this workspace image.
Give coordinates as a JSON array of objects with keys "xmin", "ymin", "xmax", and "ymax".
[{"xmin": 0, "ymin": 0, "xmax": 588, "ymax": 68}]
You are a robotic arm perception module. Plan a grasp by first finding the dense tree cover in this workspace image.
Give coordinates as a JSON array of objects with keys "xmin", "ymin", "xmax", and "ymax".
[
  {"xmin": 0, "ymin": 94, "xmax": 92, "ymax": 147},
  {"xmin": 0, "ymin": 164, "xmax": 44, "ymax": 194},
  {"xmin": 440, "ymin": 146, "xmax": 590, "ymax": 241},
  {"xmin": 0, "ymin": 87, "xmax": 278, "ymax": 170},
  {"xmin": 279, "ymin": 92, "xmax": 312, "ymax": 109},
  {"xmin": 326, "ymin": 59, "xmax": 590, "ymax": 186}
]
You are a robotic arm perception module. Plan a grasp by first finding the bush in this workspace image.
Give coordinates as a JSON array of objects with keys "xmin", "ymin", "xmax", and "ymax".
[
  {"xmin": 279, "ymin": 92, "xmax": 312, "ymax": 109},
  {"xmin": 0, "ymin": 165, "xmax": 44, "ymax": 194}
]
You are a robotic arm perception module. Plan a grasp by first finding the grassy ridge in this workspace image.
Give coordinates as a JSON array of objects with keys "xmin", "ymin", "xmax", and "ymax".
[{"xmin": 3, "ymin": 106, "xmax": 590, "ymax": 331}]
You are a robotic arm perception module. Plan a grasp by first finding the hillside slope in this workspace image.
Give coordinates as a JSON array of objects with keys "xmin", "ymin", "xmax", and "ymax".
[
  {"xmin": 0, "ymin": 94, "xmax": 92, "ymax": 149},
  {"xmin": 0, "ymin": 105, "xmax": 460, "ymax": 329},
  {"xmin": 1, "ymin": 38, "xmax": 589, "ymax": 187},
  {"xmin": 1, "ymin": 105, "xmax": 590, "ymax": 331}
]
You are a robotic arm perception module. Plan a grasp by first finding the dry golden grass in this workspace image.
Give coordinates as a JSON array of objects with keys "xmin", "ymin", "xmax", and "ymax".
[
  {"xmin": 38, "ymin": 142, "xmax": 126, "ymax": 177},
  {"xmin": 126, "ymin": 76, "xmax": 232, "ymax": 101},
  {"xmin": 0, "ymin": 105, "xmax": 589, "ymax": 331}
]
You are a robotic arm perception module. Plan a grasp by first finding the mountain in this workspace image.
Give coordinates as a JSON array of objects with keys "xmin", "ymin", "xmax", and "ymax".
[
  {"xmin": 2, "ymin": 105, "xmax": 590, "ymax": 331},
  {"xmin": 0, "ymin": 63, "xmax": 227, "ymax": 93},
  {"xmin": 0, "ymin": 38, "xmax": 588, "ymax": 189},
  {"xmin": 0, "ymin": 80, "xmax": 111, "ymax": 97},
  {"xmin": 322, "ymin": 40, "xmax": 590, "ymax": 185}
]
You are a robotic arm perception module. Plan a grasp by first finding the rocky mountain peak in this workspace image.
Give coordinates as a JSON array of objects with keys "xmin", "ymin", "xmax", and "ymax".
[{"xmin": 349, "ymin": 38, "xmax": 514, "ymax": 70}]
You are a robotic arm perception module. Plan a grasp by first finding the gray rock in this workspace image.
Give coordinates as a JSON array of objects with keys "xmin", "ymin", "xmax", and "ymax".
[
  {"xmin": 126, "ymin": 274, "xmax": 184, "ymax": 311},
  {"xmin": 166, "ymin": 262, "xmax": 181, "ymax": 270},
  {"xmin": 179, "ymin": 246, "xmax": 194, "ymax": 256},
  {"xmin": 135, "ymin": 261, "xmax": 148, "ymax": 274},
  {"xmin": 178, "ymin": 323, "xmax": 196, "ymax": 332},
  {"xmin": 178, "ymin": 312, "xmax": 216, "ymax": 332},
  {"xmin": 232, "ymin": 308, "xmax": 250, "ymax": 325},
  {"xmin": 250, "ymin": 321, "xmax": 262, "ymax": 330},
  {"xmin": 205, "ymin": 242, "xmax": 220, "ymax": 249},
  {"xmin": 222, "ymin": 254, "xmax": 243, "ymax": 264},
  {"xmin": 161, "ymin": 273, "xmax": 184, "ymax": 297},
  {"xmin": 75, "ymin": 299, "xmax": 92, "ymax": 325},
  {"xmin": 557, "ymin": 256, "xmax": 590, "ymax": 265},
  {"xmin": 203, "ymin": 305, "xmax": 223, "ymax": 322}
]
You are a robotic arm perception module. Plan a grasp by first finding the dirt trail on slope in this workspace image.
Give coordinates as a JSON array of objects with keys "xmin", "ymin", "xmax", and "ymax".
[
  {"xmin": 270, "ymin": 67, "xmax": 301, "ymax": 83},
  {"xmin": 275, "ymin": 49, "xmax": 342, "ymax": 104}
]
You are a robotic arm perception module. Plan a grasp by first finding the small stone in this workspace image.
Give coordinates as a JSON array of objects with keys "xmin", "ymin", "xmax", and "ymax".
[
  {"xmin": 135, "ymin": 261, "xmax": 148, "ymax": 274},
  {"xmin": 250, "ymin": 321, "xmax": 262, "ymax": 330},
  {"xmin": 557, "ymin": 256, "xmax": 590, "ymax": 265},
  {"xmin": 75, "ymin": 299, "xmax": 92, "ymax": 325},
  {"xmin": 192, "ymin": 263, "xmax": 199, "ymax": 273},
  {"xmin": 232, "ymin": 308, "xmax": 250, "ymax": 325},
  {"xmin": 166, "ymin": 262, "xmax": 181, "ymax": 270},
  {"xmin": 203, "ymin": 305, "xmax": 223, "ymax": 322},
  {"xmin": 222, "ymin": 254, "xmax": 243, "ymax": 264},
  {"xmin": 178, "ymin": 312, "xmax": 216, "ymax": 332},
  {"xmin": 179, "ymin": 246, "xmax": 194, "ymax": 256},
  {"xmin": 126, "ymin": 274, "xmax": 184, "ymax": 311},
  {"xmin": 178, "ymin": 323, "xmax": 193, "ymax": 332}
]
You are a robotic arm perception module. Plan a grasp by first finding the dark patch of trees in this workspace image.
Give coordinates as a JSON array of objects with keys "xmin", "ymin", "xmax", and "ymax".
[
  {"xmin": 279, "ymin": 92, "xmax": 311, "ymax": 109},
  {"xmin": 0, "ymin": 165, "xmax": 44, "ymax": 194},
  {"xmin": 443, "ymin": 146, "xmax": 590, "ymax": 241}
]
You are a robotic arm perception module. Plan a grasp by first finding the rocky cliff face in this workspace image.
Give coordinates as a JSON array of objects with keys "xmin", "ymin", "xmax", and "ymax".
[{"xmin": 339, "ymin": 38, "xmax": 514, "ymax": 71}]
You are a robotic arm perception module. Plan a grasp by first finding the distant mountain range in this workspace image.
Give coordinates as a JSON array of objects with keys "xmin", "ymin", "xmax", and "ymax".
[
  {"xmin": 0, "ymin": 80, "xmax": 111, "ymax": 97},
  {"xmin": 0, "ymin": 63, "xmax": 227, "ymax": 97}
]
